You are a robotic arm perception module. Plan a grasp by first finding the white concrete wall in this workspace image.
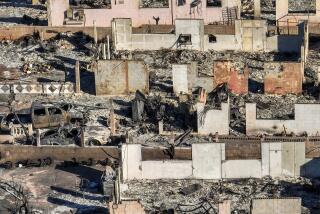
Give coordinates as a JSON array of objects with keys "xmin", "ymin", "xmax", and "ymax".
[
  {"xmin": 261, "ymin": 142, "xmax": 282, "ymax": 177},
  {"xmin": 112, "ymin": 18, "xmax": 303, "ymax": 53},
  {"xmin": 172, "ymin": 63, "xmax": 213, "ymax": 95},
  {"xmin": 47, "ymin": 0, "xmax": 69, "ymax": 26},
  {"xmin": 192, "ymin": 143, "xmax": 225, "ymax": 179},
  {"xmin": 251, "ymin": 198, "xmax": 301, "ymax": 214},
  {"xmin": 131, "ymin": 34, "xmax": 176, "ymax": 50},
  {"xmin": 246, "ymin": 103, "xmax": 320, "ymax": 136},
  {"xmin": 112, "ymin": 19, "xmax": 133, "ymax": 50},
  {"xmin": 282, "ymin": 142, "xmax": 305, "ymax": 176},
  {"xmin": 175, "ymin": 19, "xmax": 204, "ymax": 51},
  {"xmin": 197, "ymin": 102, "xmax": 230, "ymax": 135},
  {"xmin": 121, "ymin": 142, "xmax": 311, "ymax": 180},
  {"xmin": 204, "ymin": 34, "xmax": 241, "ymax": 51},
  {"xmin": 141, "ymin": 160, "xmax": 193, "ymax": 179},
  {"xmin": 122, "ymin": 144, "xmax": 142, "ymax": 180},
  {"xmin": 222, "ymin": 160, "xmax": 262, "ymax": 178},
  {"xmin": 172, "ymin": 64, "xmax": 189, "ymax": 94}
]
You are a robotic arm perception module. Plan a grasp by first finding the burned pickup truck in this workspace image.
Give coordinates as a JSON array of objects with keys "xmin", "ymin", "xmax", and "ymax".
[
  {"xmin": 0, "ymin": 102, "xmax": 113, "ymax": 146},
  {"xmin": 0, "ymin": 103, "xmax": 84, "ymax": 144}
]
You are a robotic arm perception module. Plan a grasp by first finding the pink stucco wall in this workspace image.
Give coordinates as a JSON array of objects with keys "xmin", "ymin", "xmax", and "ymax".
[{"xmin": 49, "ymin": 0, "xmax": 226, "ymax": 27}]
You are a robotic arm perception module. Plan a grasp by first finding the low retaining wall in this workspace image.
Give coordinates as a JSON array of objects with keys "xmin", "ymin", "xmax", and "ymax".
[
  {"xmin": 0, "ymin": 82, "xmax": 74, "ymax": 95},
  {"xmin": 246, "ymin": 103, "xmax": 320, "ymax": 136},
  {"xmin": 0, "ymin": 26, "xmax": 111, "ymax": 41},
  {"xmin": 122, "ymin": 141, "xmax": 319, "ymax": 180}
]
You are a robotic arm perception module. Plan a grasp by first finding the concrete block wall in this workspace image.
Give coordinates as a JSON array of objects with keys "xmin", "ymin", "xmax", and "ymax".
[
  {"xmin": 0, "ymin": 82, "xmax": 74, "ymax": 95},
  {"xmin": 122, "ymin": 142, "xmax": 309, "ymax": 180},
  {"xmin": 282, "ymin": 142, "xmax": 305, "ymax": 176},
  {"xmin": 246, "ymin": 103, "xmax": 320, "ymax": 136},
  {"xmin": 171, "ymin": 62, "xmax": 214, "ymax": 94},
  {"xmin": 172, "ymin": 64, "xmax": 190, "ymax": 94},
  {"xmin": 141, "ymin": 160, "xmax": 193, "ymax": 179},
  {"xmin": 261, "ymin": 142, "xmax": 282, "ymax": 177},
  {"xmin": 95, "ymin": 60, "xmax": 149, "ymax": 95},
  {"xmin": 122, "ymin": 144, "xmax": 142, "ymax": 180},
  {"xmin": 213, "ymin": 61, "xmax": 249, "ymax": 94},
  {"xmin": 13, "ymin": 84, "xmax": 43, "ymax": 94},
  {"xmin": 175, "ymin": 19, "xmax": 204, "ymax": 51},
  {"xmin": 192, "ymin": 143, "xmax": 225, "ymax": 179},
  {"xmin": 112, "ymin": 19, "xmax": 133, "ymax": 50},
  {"xmin": 251, "ymin": 198, "xmax": 301, "ymax": 214},
  {"xmin": 47, "ymin": 0, "xmax": 69, "ymax": 27},
  {"xmin": 113, "ymin": 18, "xmax": 175, "ymax": 51},
  {"xmin": 130, "ymin": 34, "xmax": 176, "ymax": 50},
  {"xmin": 264, "ymin": 62, "xmax": 302, "ymax": 95},
  {"xmin": 222, "ymin": 159, "xmax": 262, "ymax": 178},
  {"xmin": 204, "ymin": 34, "xmax": 241, "ymax": 51},
  {"xmin": 0, "ymin": 84, "xmax": 11, "ymax": 94},
  {"xmin": 111, "ymin": 18, "xmax": 303, "ymax": 53},
  {"xmin": 197, "ymin": 102, "xmax": 230, "ymax": 135},
  {"xmin": 43, "ymin": 82, "xmax": 74, "ymax": 95}
]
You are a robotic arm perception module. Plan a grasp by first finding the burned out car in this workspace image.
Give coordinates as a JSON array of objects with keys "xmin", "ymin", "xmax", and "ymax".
[
  {"xmin": 31, "ymin": 103, "xmax": 85, "ymax": 129},
  {"xmin": 0, "ymin": 102, "xmax": 85, "ymax": 144},
  {"xmin": 32, "ymin": 104, "xmax": 70, "ymax": 129}
]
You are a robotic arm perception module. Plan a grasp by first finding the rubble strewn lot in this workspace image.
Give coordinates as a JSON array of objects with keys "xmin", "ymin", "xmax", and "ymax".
[
  {"xmin": 288, "ymin": 0, "xmax": 316, "ymax": 12},
  {"xmin": 0, "ymin": 33, "xmax": 319, "ymax": 136},
  {"xmin": 69, "ymin": 0, "xmax": 112, "ymax": 8},
  {"xmin": 0, "ymin": 164, "xmax": 108, "ymax": 213},
  {"xmin": 0, "ymin": 0, "xmax": 47, "ymax": 26},
  {"xmin": 140, "ymin": 0, "xmax": 169, "ymax": 8},
  {"xmin": 123, "ymin": 177, "xmax": 320, "ymax": 213},
  {"xmin": 1, "ymin": 0, "xmax": 320, "ymax": 213}
]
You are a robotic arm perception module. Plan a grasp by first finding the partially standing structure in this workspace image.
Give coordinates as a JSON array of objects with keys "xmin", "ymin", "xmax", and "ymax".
[{"xmin": 47, "ymin": 0, "xmax": 241, "ymax": 27}]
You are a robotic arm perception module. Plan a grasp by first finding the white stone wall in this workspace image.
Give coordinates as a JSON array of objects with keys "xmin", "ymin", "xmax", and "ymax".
[
  {"xmin": 251, "ymin": 198, "xmax": 301, "ymax": 214},
  {"xmin": 192, "ymin": 143, "xmax": 225, "ymax": 179},
  {"xmin": 121, "ymin": 142, "xmax": 308, "ymax": 180},
  {"xmin": 222, "ymin": 159, "xmax": 262, "ymax": 178},
  {"xmin": 197, "ymin": 102, "xmax": 230, "ymax": 135},
  {"xmin": 172, "ymin": 64, "xmax": 189, "ymax": 94},
  {"xmin": 141, "ymin": 161, "xmax": 193, "ymax": 179},
  {"xmin": 246, "ymin": 103, "xmax": 320, "ymax": 136}
]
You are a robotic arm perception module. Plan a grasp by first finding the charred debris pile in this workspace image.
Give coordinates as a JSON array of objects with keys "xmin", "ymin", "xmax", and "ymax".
[{"xmin": 123, "ymin": 176, "xmax": 320, "ymax": 214}]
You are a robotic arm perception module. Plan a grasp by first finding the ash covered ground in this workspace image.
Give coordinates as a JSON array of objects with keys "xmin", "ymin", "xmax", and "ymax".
[
  {"xmin": 122, "ymin": 177, "xmax": 320, "ymax": 213},
  {"xmin": 0, "ymin": 0, "xmax": 319, "ymax": 213},
  {"xmin": 1, "ymin": 28, "xmax": 320, "ymax": 136}
]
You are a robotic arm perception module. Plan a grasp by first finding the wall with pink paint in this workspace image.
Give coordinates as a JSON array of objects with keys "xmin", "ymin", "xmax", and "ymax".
[{"xmin": 49, "ymin": 0, "xmax": 237, "ymax": 27}]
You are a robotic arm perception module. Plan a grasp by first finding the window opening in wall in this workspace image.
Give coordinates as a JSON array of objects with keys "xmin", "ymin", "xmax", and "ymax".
[
  {"xmin": 177, "ymin": 0, "xmax": 186, "ymax": 6},
  {"xmin": 208, "ymin": 34, "xmax": 217, "ymax": 43},
  {"xmin": 207, "ymin": 0, "xmax": 221, "ymax": 7},
  {"xmin": 288, "ymin": 0, "xmax": 316, "ymax": 14},
  {"xmin": 69, "ymin": 0, "xmax": 112, "ymax": 8},
  {"xmin": 241, "ymin": 0, "xmax": 253, "ymax": 18},
  {"xmin": 140, "ymin": 0, "xmax": 169, "ymax": 8},
  {"xmin": 178, "ymin": 34, "xmax": 192, "ymax": 45}
]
